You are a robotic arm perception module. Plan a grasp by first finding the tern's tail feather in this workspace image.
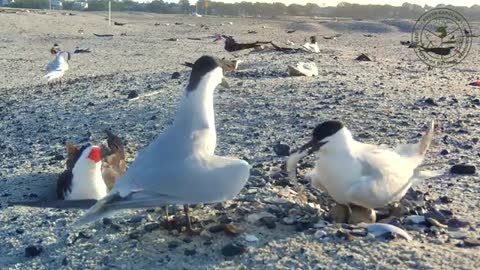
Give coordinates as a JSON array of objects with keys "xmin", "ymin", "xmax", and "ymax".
[
  {"xmin": 74, "ymin": 191, "xmax": 180, "ymax": 226},
  {"xmin": 286, "ymin": 149, "xmax": 309, "ymax": 182},
  {"xmin": 395, "ymin": 120, "xmax": 435, "ymax": 157},
  {"xmin": 44, "ymin": 71, "xmax": 64, "ymax": 81}
]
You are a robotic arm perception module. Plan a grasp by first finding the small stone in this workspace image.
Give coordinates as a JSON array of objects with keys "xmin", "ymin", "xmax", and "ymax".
[
  {"xmin": 129, "ymin": 232, "xmax": 141, "ymax": 239},
  {"xmin": 246, "ymin": 212, "xmax": 275, "ymax": 224},
  {"xmin": 245, "ymin": 234, "xmax": 259, "ymax": 243},
  {"xmin": 221, "ymin": 243, "xmax": 246, "ymax": 257},
  {"xmin": 52, "ymin": 154, "xmax": 64, "ymax": 160},
  {"xmin": 102, "ymin": 218, "xmax": 113, "ymax": 225},
  {"xmin": 144, "ymin": 223, "xmax": 161, "ymax": 232},
  {"xmin": 450, "ymin": 164, "xmax": 476, "ymax": 175},
  {"xmin": 87, "ymin": 102, "xmax": 94, "ymax": 106},
  {"xmin": 424, "ymin": 210, "xmax": 448, "ymax": 224},
  {"xmin": 448, "ymin": 218, "xmax": 469, "ymax": 230},
  {"xmin": 25, "ymin": 245, "xmax": 43, "ymax": 257},
  {"xmin": 62, "ymin": 257, "xmax": 69, "ymax": 266},
  {"xmin": 127, "ymin": 90, "xmax": 138, "ymax": 99},
  {"xmin": 463, "ymin": 238, "xmax": 480, "ymax": 247},
  {"xmin": 440, "ymin": 149, "xmax": 449, "ymax": 155},
  {"xmin": 184, "ymin": 249, "xmax": 196, "ymax": 256},
  {"xmin": 314, "ymin": 230, "xmax": 327, "ymax": 239},
  {"xmin": 405, "ymin": 215, "xmax": 426, "ymax": 225},
  {"xmin": 439, "ymin": 196, "xmax": 452, "ymax": 204},
  {"xmin": 171, "ymin": 72, "xmax": 181, "ymax": 79},
  {"xmin": 16, "ymin": 228, "xmax": 25, "ymax": 234},
  {"xmin": 208, "ymin": 224, "xmax": 225, "ymax": 233},
  {"xmin": 273, "ymin": 143, "xmax": 290, "ymax": 156},
  {"xmin": 260, "ymin": 216, "xmax": 276, "ymax": 229},
  {"xmin": 424, "ymin": 98, "xmax": 438, "ymax": 106},
  {"xmin": 448, "ymin": 232, "xmax": 467, "ymax": 240},
  {"xmin": 283, "ymin": 216, "xmax": 298, "ymax": 225},
  {"xmin": 224, "ymin": 224, "xmax": 241, "ymax": 236},
  {"xmin": 168, "ymin": 241, "xmax": 180, "ymax": 249}
]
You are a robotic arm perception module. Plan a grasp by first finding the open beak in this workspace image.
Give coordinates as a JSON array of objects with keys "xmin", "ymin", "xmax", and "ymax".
[
  {"xmin": 298, "ymin": 139, "xmax": 327, "ymax": 155},
  {"xmin": 286, "ymin": 139, "xmax": 326, "ymax": 182}
]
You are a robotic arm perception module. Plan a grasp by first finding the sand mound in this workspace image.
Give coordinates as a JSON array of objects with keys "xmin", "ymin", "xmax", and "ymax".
[
  {"xmin": 320, "ymin": 20, "xmax": 396, "ymax": 33},
  {"xmin": 382, "ymin": 19, "xmax": 416, "ymax": 33},
  {"xmin": 286, "ymin": 22, "xmax": 325, "ymax": 32}
]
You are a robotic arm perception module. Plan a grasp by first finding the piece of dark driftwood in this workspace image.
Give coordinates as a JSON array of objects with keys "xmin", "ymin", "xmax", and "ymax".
[
  {"xmin": 222, "ymin": 35, "xmax": 271, "ymax": 52},
  {"xmin": 94, "ymin": 33, "xmax": 114, "ymax": 37}
]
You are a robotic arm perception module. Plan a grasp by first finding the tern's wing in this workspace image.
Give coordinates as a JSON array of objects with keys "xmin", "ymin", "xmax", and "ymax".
[
  {"xmin": 345, "ymin": 147, "xmax": 417, "ymax": 208},
  {"xmin": 74, "ymin": 154, "xmax": 250, "ymax": 226}
]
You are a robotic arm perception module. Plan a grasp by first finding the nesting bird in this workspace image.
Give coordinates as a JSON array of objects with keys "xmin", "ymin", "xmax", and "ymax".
[
  {"xmin": 287, "ymin": 120, "xmax": 436, "ymax": 223},
  {"xmin": 75, "ymin": 56, "xmax": 251, "ymax": 233},
  {"xmin": 58, "ymin": 144, "xmax": 107, "ymax": 200},
  {"xmin": 302, "ymin": 36, "xmax": 320, "ymax": 53}
]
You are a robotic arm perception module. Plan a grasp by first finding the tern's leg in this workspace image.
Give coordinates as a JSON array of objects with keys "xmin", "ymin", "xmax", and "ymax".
[
  {"xmin": 163, "ymin": 205, "xmax": 173, "ymax": 229},
  {"xmin": 348, "ymin": 204, "xmax": 376, "ymax": 224},
  {"xmin": 183, "ymin": 205, "xmax": 199, "ymax": 235}
]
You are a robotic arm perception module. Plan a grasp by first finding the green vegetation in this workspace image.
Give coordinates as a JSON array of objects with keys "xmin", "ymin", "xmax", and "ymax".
[{"xmin": 8, "ymin": 1, "xmax": 480, "ymax": 21}]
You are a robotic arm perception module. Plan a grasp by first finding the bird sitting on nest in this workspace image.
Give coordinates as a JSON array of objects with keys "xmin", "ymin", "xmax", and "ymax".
[
  {"xmin": 302, "ymin": 36, "xmax": 320, "ymax": 53},
  {"xmin": 287, "ymin": 120, "xmax": 439, "ymax": 224}
]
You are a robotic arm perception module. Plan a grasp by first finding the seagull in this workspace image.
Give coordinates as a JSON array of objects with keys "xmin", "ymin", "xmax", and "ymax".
[
  {"xmin": 302, "ymin": 36, "xmax": 319, "ymax": 53},
  {"xmin": 287, "ymin": 120, "xmax": 436, "ymax": 223},
  {"xmin": 102, "ymin": 130, "xmax": 127, "ymax": 191},
  {"xmin": 44, "ymin": 51, "xmax": 70, "ymax": 82},
  {"xmin": 74, "ymin": 56, "xmax": 251, "ymax": 233},
  {"xmin": 58, "ymin": 144, "xmax": 108, "ymax": 200}
]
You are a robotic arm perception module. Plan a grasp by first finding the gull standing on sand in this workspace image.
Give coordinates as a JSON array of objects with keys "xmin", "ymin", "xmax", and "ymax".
[
  {"xmin": 75, "ymin": 56, "xmax": 250, "ymax": 232},
  {"xmin": 44, "ymin": 50, "xmax": 70, "ymax": 82},
  {"xmin": 287, "ymin": 120, "xmax": 436, "ymax": 223}
]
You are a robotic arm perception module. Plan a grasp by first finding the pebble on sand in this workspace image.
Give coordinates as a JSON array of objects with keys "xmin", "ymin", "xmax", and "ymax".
[
  {"xmin": 221, "ymin": 243, "xmax": 246, "ymax": 257},
  {"xmin": 450, "ymin": 164, "xmax": 476, "ymax": 175},
  {"xmin": 25, "ymin": 245, "xmax": 43, "ymax": 257}
]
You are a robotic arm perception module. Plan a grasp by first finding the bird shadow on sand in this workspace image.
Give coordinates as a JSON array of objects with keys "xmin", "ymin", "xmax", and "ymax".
[{"xmin": 0, "ymin": 172, "xmax": 58, "ymax": 205}]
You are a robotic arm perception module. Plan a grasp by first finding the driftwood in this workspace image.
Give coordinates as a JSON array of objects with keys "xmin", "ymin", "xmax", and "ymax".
[
  {"xmin": 114, "ymin": 22, "xmax": 126, "ymax": 26},
  {"xmin": 269, "ymin": 42, "xmax": 302, "ymax": 53},
  {"xmin": 222, "ymin": 35, "xmax": 271, "ymax": 52},
  {"xmin": 419, "ymin": 46, "xmax": 454, "ymax": 56},
  {"xmin": 74, "ymin": 48, "xmax": 91, "ymax": 54},
  {"xmin": 287, "ymin": 29, "xmax": 296, "ymax": 34},
  {"xmin": 165, "ymin": 38, "xmax": 179, "ymax": 41},
  {"xmin": 187, "ymin": 37, "xmax": 202, "ymax": 41},
  {"xmin": 94, "ymin": 33, "xmax": 114, "ymax": 37}
]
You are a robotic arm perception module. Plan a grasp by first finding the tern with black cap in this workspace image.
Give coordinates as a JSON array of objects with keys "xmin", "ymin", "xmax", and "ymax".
[
  {"xmin": 287, "ymin": 120, "xmax": 437, "ymax": 223},
  {"xmin": 75, "ymin": 56, "xmax": 250, "ymax": 233}
]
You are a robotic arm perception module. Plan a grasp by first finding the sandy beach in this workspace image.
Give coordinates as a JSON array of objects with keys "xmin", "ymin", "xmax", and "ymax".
[{"xmin": 0, "ymin": 10, "xmax": 479, "ymax": 270}]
